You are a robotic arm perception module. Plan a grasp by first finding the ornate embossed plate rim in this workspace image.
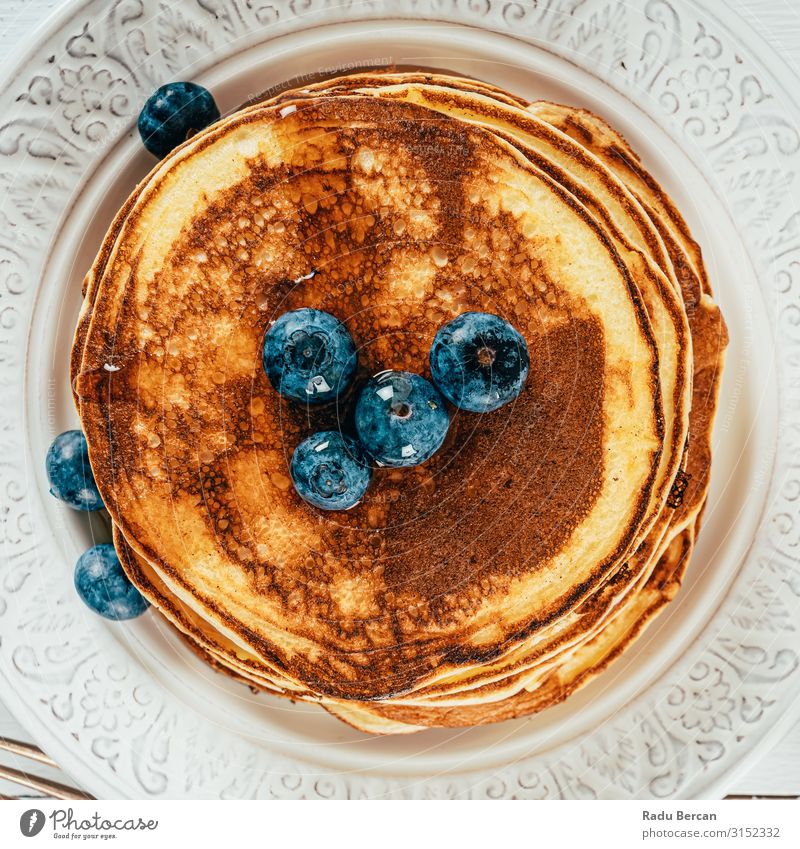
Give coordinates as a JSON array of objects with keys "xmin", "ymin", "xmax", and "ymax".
[{"xmin": 0, "ymin": 0, "xmax": 798, "ymax": 799}]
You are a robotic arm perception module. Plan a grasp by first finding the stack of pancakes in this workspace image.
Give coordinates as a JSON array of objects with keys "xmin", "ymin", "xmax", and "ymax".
[{"xmin": 71, "ymin": 72, "xmax": 727, "ymax": 733}]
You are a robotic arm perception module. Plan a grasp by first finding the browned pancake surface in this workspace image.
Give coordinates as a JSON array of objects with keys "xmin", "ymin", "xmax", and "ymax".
[{"xmin": 76, "ymin": 95, "xmax": 663, "ymax": 700}]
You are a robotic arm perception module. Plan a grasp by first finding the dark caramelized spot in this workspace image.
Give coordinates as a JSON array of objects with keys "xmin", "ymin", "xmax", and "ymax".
[{"xmin": 377, "ymin": 319, "xmax": 604, "ymax": 611}]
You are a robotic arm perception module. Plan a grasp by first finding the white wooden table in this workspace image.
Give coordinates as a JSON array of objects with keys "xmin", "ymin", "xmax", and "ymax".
[{"xmin": 1, "ymin": 0, "xmax": 798, "ymax": 799}]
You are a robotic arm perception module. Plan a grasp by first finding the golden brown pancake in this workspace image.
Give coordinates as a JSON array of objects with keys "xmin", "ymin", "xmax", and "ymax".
[
  {"xmin": 75, "ymin": 93, "xmax": 662, "ymax": 698},
  {"xmin": 72, "ymin": 71, "xmax": 726, "ymax": 732}
]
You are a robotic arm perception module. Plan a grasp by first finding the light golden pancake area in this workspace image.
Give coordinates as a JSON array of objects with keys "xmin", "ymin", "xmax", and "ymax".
[{"xmin": 72, "ymin": 72, "xmax": 727, "ymax": 733}]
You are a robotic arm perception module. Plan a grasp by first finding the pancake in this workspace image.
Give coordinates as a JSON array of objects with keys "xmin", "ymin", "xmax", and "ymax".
[
  {"xmin": 71, "ymin": 70, "xmax": 726, "ymax": 732},
  {"xmin": 75, "ymin": 92, "xmax": 663, "ymax": 699}
]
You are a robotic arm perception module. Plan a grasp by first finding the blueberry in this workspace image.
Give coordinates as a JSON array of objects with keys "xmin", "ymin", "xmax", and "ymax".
[
  {"xmin": 46, "ymin": 430, "xmax": 104, "ymax": 511},
  {"xmin": 290, "ymin": 431, "xmax": 371, "ymax": 511},
  {"xmin": 263, "ymin": 308, "xmax": 357, "ymax": 404},
  {"xmin": 137, "ymin": 82, "xmax": 220, "ymax": 159},
  {"xmin": 429, "ymin": 312, "xmax": 529, "ymax": 412},
  {"xmin": 355, "ymin": 371, "xmax": 449, "ymax": 467},
  {"xmin": 74, "ymin": 544, "xmax": 149, "ymax": 621}
]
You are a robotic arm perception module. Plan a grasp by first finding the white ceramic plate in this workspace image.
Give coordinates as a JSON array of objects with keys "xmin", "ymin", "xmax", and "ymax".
[{"xmin": 1, "ymin": 0, "xmax": 799, "ymax": 799}]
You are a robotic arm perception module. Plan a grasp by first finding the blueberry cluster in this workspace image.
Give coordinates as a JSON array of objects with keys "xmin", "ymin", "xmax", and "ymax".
[
  {"xmin": 46, "ymin": 430, "xmax": 148, "ymax": 621},
  {"xmin": 263, "ymin": 309, "xmax": 529, "ymax": 511}
]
